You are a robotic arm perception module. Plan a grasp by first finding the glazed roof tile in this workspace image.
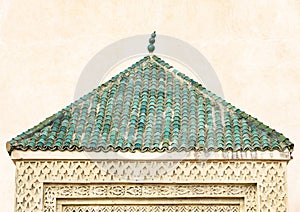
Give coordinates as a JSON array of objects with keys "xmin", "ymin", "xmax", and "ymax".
[{"xmin": 6, "ymin": 55, "xmax": 294, "ymax": 155}]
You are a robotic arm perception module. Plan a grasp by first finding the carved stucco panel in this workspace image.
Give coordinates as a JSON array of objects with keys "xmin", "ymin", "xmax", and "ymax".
[
  {"xmin": 62, "ymin": 205, "xmax": 241, "ymax": 212},
  {"xmin": 15, "ymin": 160, "xmax": 288, "ymax": 212},
  {"xmin": 44, "ymin": 183, "xmax": 254, "ymax": 212}
]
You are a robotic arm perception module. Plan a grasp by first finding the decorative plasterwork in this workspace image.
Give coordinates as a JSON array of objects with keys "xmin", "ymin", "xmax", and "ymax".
[
  {"xmin": 62, "ymin": 205, "xmax": 240, "ymax": 212},
  {"xmin": 15, "ymin": 160, "xmax": 288, "ymax": 212},
  {"xmin": 45, "ymin": 183, "xmax": 253, "ymax": 211},
  {"xmin": 59, "ymin": 197, "xmax": 242, "ymax": 212}
]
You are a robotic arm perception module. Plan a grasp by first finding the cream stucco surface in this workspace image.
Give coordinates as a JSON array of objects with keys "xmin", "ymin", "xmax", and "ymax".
[{"xmin": 0, "ymin": 0, "xmax": 299, "ymax": 211}]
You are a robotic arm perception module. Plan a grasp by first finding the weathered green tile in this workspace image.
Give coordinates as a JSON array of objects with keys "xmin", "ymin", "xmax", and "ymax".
[{"xmin": 6, "ymin": 55, "xmax": 293, "ymax": 155}]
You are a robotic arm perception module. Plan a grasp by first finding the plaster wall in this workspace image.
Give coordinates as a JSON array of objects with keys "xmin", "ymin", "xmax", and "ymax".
[{"xmin": 15, "ymin": 159, "xmax": 287, "ymax": 211}]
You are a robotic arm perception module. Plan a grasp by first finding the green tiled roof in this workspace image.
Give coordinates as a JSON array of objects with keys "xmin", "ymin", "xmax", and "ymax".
[{"xmin": 6, "ymin": 55, "xmax": 294, "ymax": 155}]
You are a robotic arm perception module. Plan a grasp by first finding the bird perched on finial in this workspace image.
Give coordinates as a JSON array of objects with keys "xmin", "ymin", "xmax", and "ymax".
[{"xmin": 147, "ymin": 31, "xmax": 156, "ymax": 53}]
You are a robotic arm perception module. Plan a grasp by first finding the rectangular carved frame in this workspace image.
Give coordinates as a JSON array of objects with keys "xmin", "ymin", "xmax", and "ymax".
[{"xmin": 43, "ymin": 182, "xmax": 255, "ymax": 211}]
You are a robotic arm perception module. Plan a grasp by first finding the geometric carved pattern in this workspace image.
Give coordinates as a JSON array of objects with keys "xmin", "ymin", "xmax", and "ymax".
[
  {"xmin": 44, "ymin": 183, "xmax": 253, "ymax": 211},
  {"xmin": 45, "ymin": 183, "xmax": 255, "ymax": 197},
  {"xmin": 15, "ymin": 160, "xmax": 288, "ymax": 212},
  {"xmin": 62, "ymin": 205, "xmax": 240, "ymax": 212}
]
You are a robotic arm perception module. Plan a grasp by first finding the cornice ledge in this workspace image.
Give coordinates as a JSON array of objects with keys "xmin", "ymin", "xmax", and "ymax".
[{"xmin": 10, "ymin": 150, "xmax": 291, "ymax": 162}]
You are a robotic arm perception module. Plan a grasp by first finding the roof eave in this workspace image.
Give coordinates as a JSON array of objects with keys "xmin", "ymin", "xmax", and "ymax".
[{"xmin": 10, "ymin": 149, "xmax": 292, "ymax": 163}]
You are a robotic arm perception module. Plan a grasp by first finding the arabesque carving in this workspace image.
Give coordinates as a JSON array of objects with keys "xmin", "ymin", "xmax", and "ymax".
[
  {"xmin": 15, "ymin": 160, "xmax": 288, "ymax": 212},
  {"xmin": 62, "ymin": 205, "xmax": 240, "ymax": 212},
  {"xmin": 45, "ymin": 183, "xmax": 254, "ymax": 211}
]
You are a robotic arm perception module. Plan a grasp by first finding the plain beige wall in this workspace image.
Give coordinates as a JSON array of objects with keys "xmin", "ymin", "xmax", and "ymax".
[{"xmin": 0, "ymin": 1, "xmax": 299, "ymax": 211}]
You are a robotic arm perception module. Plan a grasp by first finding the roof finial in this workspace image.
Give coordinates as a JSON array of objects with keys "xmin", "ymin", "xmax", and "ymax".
[{"xmin": 147, "ymin": 31, "xmax": 156, "ymax": 54}]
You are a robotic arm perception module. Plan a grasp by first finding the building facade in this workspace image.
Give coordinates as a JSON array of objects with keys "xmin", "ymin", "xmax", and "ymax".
[{"xmin": 7, "ymin": 55, "xmax": 294, "ymax": 211}]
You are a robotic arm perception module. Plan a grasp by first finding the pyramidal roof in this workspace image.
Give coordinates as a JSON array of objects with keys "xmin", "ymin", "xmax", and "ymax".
[{"xmin": 6, "ymin": 55, "xmax": 294, "ymax": 155}]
